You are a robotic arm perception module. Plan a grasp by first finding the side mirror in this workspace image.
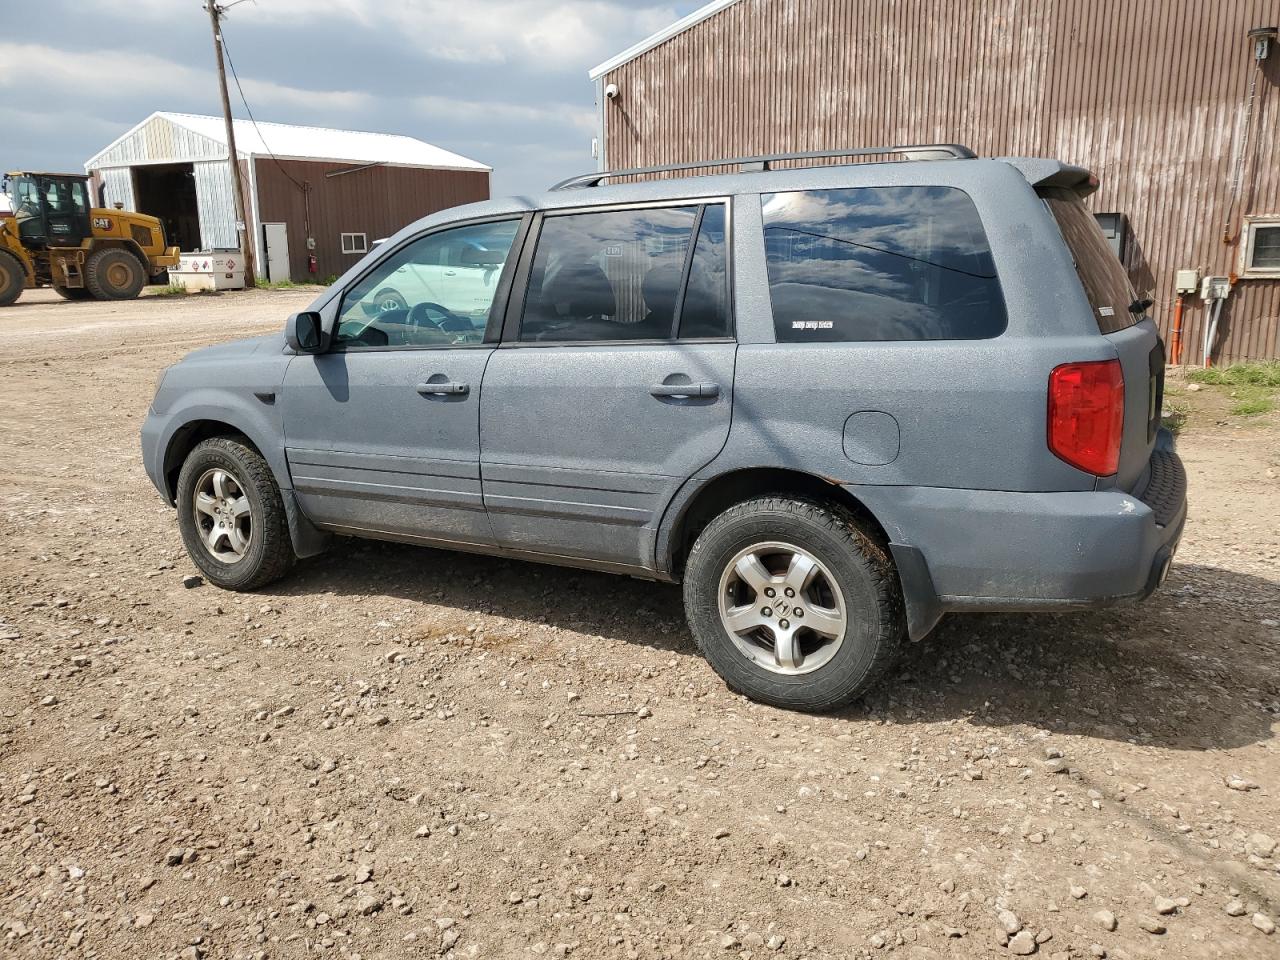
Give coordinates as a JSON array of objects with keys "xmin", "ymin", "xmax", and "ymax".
[{"xmin": 285, "ymin": 311, "xmax": 327, "ymax": 353}]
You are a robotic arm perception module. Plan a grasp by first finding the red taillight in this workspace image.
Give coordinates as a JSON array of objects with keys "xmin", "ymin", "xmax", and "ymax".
[{"xmin": 1047, "ymin": 359, "xmax": 1124, "ymax": 476}]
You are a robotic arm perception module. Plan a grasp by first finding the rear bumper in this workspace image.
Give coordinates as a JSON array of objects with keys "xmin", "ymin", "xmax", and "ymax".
[{"xmin": 851, "ymin": 436, "xmax": 1187, "ymax": 638}]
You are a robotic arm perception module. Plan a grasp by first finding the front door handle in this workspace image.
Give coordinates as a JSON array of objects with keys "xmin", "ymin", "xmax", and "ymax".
[
  {"xmin": 417, "ymin": 380, "xmax": 469, "ymax": 396},
  {"xmin": 650, "ymin": 381, "xmax": 720, "ymax": 399}
]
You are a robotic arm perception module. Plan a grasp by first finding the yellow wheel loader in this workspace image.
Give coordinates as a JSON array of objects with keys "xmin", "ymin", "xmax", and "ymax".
[{"xmin": 0, "ymin": 171, "xmax": 180, "ymax": 307}]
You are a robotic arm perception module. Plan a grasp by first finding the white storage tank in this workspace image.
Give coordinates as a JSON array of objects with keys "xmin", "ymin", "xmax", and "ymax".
[{"xmin": 170, "ymin": 252, "xmax": 246, "ymax": 291}]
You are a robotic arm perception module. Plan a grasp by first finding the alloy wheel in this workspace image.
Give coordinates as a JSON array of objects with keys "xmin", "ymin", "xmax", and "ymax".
[
  {"xmin": 192, "ymin": 467, "xmax": 252, "ymax": 563},
  {"xmin": 716, "ymin": 541, "xmax": 847, "ymax": 675}
]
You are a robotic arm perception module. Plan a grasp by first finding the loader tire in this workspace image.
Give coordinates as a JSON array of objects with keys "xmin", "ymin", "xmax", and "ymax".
[
  {"xmin": 85, "ymin": 247, "xmax": 146, "ymax": 301},
  {"xmin": 0, "ymin": 250, "xmax": 24, "ymax": 307}
]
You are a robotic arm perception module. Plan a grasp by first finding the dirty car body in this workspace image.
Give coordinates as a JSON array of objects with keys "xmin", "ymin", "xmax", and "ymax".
[{"xmin": 142, "ymin": 147, "xmax": 1187, "ymax": 711}]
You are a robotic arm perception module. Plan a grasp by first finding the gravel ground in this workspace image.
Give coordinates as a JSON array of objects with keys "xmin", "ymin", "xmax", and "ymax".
[{"xmin": 1, "ymin": 288, "xmax": 1278, "ymax": 960}]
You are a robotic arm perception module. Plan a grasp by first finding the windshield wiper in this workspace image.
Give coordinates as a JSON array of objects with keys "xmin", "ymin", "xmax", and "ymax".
[{"xmin": 1128, "ymin": 297, "xmax": 1154, "ymax": 315}]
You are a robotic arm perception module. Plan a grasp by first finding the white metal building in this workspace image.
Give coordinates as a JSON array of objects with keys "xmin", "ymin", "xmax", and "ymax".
[{"xmin": 84, "ymin": 112, "xmax": 490, "ymax": 280}]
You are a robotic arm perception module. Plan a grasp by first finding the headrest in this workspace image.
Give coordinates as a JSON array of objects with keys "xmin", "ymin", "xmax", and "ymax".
[{"xmin": 542, "ymin": 259, "xmax": 617, "ymax": 318}]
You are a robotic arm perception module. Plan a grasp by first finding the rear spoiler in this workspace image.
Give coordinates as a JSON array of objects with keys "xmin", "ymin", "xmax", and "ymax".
[{"xmin": 997, "ymin": 157, "xmax": 1099, "ymax": 197}]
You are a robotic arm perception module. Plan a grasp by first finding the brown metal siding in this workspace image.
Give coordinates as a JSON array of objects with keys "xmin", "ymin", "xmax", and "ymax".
[
  {"xmin": 253, "ymin": 159, "xmax": 489, "ymax": 281},
  {"xmin": 601, "ymin": 0, "xmax": 1280, "ymax": 364}
]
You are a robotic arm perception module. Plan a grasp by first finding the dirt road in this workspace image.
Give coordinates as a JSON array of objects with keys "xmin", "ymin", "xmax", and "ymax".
[{"xmin": 2, "ymin": 289, "xmax": 1278, "ymax": 960}]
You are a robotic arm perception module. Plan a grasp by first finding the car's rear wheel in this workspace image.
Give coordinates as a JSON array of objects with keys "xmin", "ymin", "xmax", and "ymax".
[
  {"xmin": 176, "ymin": 437, "xmax": 295, "ymax": 590},
  {"xmin": 683, "ymin": 496, "xmax": 904, "ymax": 712}
]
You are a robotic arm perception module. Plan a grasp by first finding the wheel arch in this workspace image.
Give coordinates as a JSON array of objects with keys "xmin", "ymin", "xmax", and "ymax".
[
  {"xmin": 659, "ymin": 467, "xmax": 893, "ymax": 580},
  {"xmin": 86, "ymin": 238, "xmax": 150, "ymax": 268},
  {"xmin": 160, "ymin": 415, "xmax": 330, "ymax": 560},
  {"xmin": 162, "ymin": 419, "xmax": 268, "ymax": 502},
  {"xmin": 660, "ymin": 467, "xmax": 942, "ymax": 641}
]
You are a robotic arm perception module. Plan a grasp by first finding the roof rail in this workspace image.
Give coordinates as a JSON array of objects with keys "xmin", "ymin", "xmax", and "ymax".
[{"xmin": 550, "ymin": 144, "xmax": 976, "ymax": 191}]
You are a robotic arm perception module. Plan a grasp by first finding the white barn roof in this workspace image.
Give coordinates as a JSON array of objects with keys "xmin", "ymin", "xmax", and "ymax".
[{"xmin": 86, "ymin": 111, "xmax": 489, "ymax": 172}]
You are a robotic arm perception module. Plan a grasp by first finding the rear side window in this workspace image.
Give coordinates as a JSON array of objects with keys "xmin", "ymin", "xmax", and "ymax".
[
  {"xmin": 519, "ymin": 203, "xmax": 729, "ymax": 343},
  {"xmin": 761, "ymin": 186, "xmax": 1006, "ymax": 342},
  {"xmin": 1040, "ymin": 186, "xmax": 1139, "ymax": 334}
]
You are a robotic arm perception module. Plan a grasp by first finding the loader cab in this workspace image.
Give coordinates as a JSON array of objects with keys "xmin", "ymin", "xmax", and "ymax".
[{"xmin": 2, "ymin": 172, "xmax": 91, "ymax": 249}]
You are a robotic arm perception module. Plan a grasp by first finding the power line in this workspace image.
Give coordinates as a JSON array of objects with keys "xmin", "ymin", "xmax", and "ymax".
[{"xmin": 215, "ymin": 24, "xmax": 308, "ymax": 195}]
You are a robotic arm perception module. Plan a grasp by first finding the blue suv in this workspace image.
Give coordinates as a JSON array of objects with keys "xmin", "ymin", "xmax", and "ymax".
[{"xmin": 142, "ymin": 145, "xmax": 1187, "ymax": 711}]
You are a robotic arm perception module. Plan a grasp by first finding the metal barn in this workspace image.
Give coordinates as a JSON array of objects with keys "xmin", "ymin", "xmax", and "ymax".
[
  {"xmin": 85, "ymin": 112, "xmax": 490, "ymax": 282},
  {"xmin": 589, "ymin": 0, "xmax": 1280, "ymax": 364}
]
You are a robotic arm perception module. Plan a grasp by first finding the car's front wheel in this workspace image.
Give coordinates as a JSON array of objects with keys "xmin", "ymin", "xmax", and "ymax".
[
  {"xmin": 683, "ymin": 496, "xmax": 904, "ymax": 712},
  {"xmin": 176, "ymin": 437, "xmax": 295, "ymax": 590}
]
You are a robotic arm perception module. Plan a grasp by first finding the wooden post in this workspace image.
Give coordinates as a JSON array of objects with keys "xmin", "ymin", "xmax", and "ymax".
[{"xmin": 205, "ymin": 1, "xmax": 256, "ymax": 287}]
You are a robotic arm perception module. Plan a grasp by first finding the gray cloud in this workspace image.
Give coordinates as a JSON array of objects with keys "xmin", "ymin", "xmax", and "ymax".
[{"xmin": 1, "ymin": 0, "xmax": 697, "ymax": 195}]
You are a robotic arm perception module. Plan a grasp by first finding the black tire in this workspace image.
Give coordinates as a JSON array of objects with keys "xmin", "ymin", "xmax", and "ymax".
[
  {"xmin": 84, "ymin": 247, "xmax": 146, "ymax": 301},
  {"xmin": 176, "ymin": 437, "xmax": 296, "ymax": 590},
  {"xmin": 53, "ymin": 285, "xmax": 92, "ymax": 301},
  {"xmin": 364, "ymin": 287, "xmax": 407, "ymax": 317},
  {"xmin": 683, "ymin": 496, "xmax": 905, "ymax": 712},
  {"xmin": 0, "ymin": 250, "xmax": 24, "ymax": 307}
]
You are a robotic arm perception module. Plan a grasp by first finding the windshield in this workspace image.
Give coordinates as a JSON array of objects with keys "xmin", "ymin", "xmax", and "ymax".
[
  {"xmin": 9, "ymin": 176, "xmax": 40, "ymax": 222},
  {"xmin": 1039, "ymin": 186, "xmax": 1140, "ymax": 334}
]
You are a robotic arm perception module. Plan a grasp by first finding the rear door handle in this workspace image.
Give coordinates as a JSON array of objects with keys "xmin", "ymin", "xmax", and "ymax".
[
  {"xmin": 417, "ymin": 380, "xmax": 469, "ymax": 396},
  {"xmin": 650, "ymin": 381, "xmax": 720, "ymax": 398}
]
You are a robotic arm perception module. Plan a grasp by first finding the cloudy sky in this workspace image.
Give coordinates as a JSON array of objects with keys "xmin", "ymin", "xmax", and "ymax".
[{"xmin": 0, "ymin": 0, "xmax": 699, "ymax": 196}]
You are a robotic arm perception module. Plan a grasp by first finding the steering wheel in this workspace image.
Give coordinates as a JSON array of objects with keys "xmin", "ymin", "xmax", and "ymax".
[{"xmin": 408, "ymin": 301, "xmax": 473, "ymax": 332}]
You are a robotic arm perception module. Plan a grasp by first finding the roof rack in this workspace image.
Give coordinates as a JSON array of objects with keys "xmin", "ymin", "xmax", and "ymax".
[{"xmin": 550, "ymin": 143, "xmax": 976, "ymax": 191}]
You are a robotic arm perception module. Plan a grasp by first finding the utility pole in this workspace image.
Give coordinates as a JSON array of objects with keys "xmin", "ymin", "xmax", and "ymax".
[{"xmin": 205, "ymin": 1, "xmax": 256, "ymax": 287}]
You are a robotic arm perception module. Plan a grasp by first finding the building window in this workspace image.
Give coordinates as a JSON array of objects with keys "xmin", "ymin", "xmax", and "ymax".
[
  {"xmin": 1242, "ymin": 217, "xmax": 1280, "ymax": 278},
  {"xmin": 341, "ymin": 232, "xmax": 368, "ymax": 255}
]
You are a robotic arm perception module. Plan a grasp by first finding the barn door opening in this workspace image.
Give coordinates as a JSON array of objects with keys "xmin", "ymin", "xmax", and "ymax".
[{"xmin": 132, "ymin": 163, "xmax": 201, "ymax": 251}]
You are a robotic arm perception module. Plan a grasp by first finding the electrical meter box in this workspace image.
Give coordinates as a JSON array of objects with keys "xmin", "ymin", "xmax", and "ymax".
[
  {"xmin": 1174, "ymin": 269, "xmax": 1200, "ymax": 294},
  {"xmin": 1200, "ymin": 276, "xmax": 1230, "ymax": 300}
]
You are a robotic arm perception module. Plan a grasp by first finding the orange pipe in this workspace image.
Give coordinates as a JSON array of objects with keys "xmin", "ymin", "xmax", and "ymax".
[{"xmin": 1170, "ymin": 294, "xmax": 1185, "ymax": 365}]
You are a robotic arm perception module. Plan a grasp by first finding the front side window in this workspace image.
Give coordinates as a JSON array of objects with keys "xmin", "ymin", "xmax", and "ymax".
[
  {"xmin": 762, "ymin": 186, "xmax": 1007, "ymax": 342},
  {"xmin": 335, "ymin": 219, "xmax": 519, "ymax": 349},
  {"xmin": 519, "ymin": 203, "xmax": 729, "ymax": 342}
]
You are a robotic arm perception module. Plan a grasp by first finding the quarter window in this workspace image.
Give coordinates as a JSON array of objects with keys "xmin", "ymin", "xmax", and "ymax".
[
  {"xmin": 519, "ymin": 203, "xmax": 729, "ymax": 342},
  {"xmin": 334, "ymin": 219, "xmax": 520, "ymax": 349},
  {"xmin": 761, "ymin": 186, "xmax": 1007, "ymax": 342},
  {"xmin": 1041, "ymin": 187, "xmax": 1140, "ymax": 333}
]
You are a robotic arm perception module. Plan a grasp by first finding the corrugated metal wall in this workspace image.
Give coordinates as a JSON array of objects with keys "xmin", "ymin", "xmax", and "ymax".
[
  {"xmin": 98, "ymin": 168, "xmax": 134, "ymax": 211},
  {"xmin": 600, "ymin": 0, "xmax": 1280, "ymax": 364},
  {"xmin": 254, "ymin": 158, "xmax": 490, "ymax": 280},
  {"xmin": 88, "ymin": 115, "xmax": 242, "ymax": 252},
  {"xmin": 89, "ymin": 115, "xmax": 224, "ymax": 168},
  {"xmin": 193, "ymin": 160, "xmax": 239, "ymax": 250}
]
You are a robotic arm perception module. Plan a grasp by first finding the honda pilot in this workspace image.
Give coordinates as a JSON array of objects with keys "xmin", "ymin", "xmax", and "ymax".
[{"xmin": 141, "ymin": 145, "xmax": 1187, "ymax": 712}]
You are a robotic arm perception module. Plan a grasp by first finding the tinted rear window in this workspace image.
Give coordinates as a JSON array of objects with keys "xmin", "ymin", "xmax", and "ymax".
[
  {"xmin": 1039, "ymin": 186, "xmax": 1139, "ymax": 334},
  {"xmin": 761, "ymin": 186, "xmax": 1007, "ymax": 342}
]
